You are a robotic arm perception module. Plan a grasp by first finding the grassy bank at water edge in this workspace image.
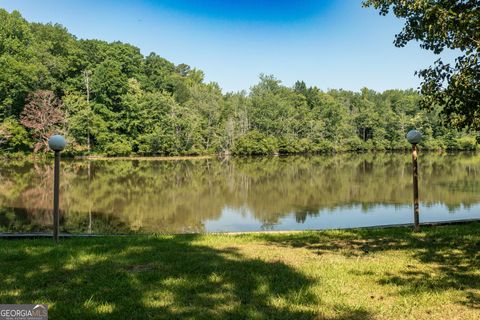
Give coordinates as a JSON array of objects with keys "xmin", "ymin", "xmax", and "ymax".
[{"xmin": 1, "ymin": 224, "xmax": 479, "ymax": 319}]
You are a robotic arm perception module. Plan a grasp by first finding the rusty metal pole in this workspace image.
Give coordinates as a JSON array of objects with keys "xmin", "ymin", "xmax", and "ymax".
[
  {"xmin": 48, "ymin": 135, "xmax": 67, "ymax": 243},
  {"xmin": 53, "ymin": 150, "xmax": 61, "ymax": 242},
  {"xmin": 412, "ymin": 144, "xmax": 420, "ymax": 232},
  {"xmin": 407, "ymin": 129, "xmax": 422, "ymax": 232}
]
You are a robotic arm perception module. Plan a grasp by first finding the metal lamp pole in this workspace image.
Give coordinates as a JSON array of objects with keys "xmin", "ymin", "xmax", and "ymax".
[
  {"xmin": 48, "ymin": 135, "xmax": 67, "ymax": 243},
  {"xmin": 406, "ymin": 130, "xmax": 422, "ymax": 232}
]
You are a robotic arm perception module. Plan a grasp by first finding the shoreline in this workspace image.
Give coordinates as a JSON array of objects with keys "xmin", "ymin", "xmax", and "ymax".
[
  {"xmin": 2, "ymin": 218, "xmax": 479, "ymax": 239},
  {"xmin": 3, "ymin": 149, "xmax": 477, "ymax": 162},
  {"xmin": 74, "ymin": 155, "xmax": 216, "ymax": 161}
]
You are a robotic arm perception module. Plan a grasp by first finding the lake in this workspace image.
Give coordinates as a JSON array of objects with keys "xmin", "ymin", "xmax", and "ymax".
[{"xmin": 1, "ymin": 152, "xmax": 480, "ymax": 234}]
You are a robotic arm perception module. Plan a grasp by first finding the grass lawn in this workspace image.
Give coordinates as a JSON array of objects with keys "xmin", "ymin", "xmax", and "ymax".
[{"xmin": 1, "ymin": 224, "xmax": 479, "ymax": 319}]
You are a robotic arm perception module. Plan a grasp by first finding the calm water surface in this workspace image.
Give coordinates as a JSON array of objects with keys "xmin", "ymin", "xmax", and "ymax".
[{"xmin": 1, "ymin": 153, "xmax": 479, "ymax": 234}]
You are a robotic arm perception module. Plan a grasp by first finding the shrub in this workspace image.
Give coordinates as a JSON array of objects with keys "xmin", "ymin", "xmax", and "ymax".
[
  {"xmin": 389, "ymin": 140, "xmax": 410, "ymax": 150},
  {"xmin": 137, "ymin": 130, "xmax": 178, "ymax": 155},
  {"xmin": 278, "ymin": 136, "xmax": 310, "ymax": 154},
  {"xmin": 312, "ymin": 140, "xmax": 335, "ymax": 153},
  {"xmin": 421, "ymin": 137, "xmax": 446, "ymax": 151},
  {"xmin": 232, "ymin": 131, "xmax": 278, "ymax": 155},
  {"xmin": 455, "ymin": 136, "xmax": 477, "ymax": 150},
  {"xmin": 103, "ymin": 136, "xmax": 132, "ymax": 156},
  {"xmin": 345, "ymin": 136, "xmax": 367, "ymax": 151},
  {"xmin": 0, "ymin": 118, "xmax": 31, "ymax": 152}
]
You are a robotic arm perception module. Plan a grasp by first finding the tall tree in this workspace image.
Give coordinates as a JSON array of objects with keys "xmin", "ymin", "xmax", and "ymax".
[
  {"xmin": 83, "ymin": 69, "xmax": 92, "ymax": 151},
  {"xmin": 363, "ymin": 0, "xmax": 480, "ymax": 130},
  {"xmin": 20, "ymin": 90, "xmax": 65, "ymax": 152}
]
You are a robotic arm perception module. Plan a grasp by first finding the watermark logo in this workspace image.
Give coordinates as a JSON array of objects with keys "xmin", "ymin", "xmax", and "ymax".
[{"xmin": 0, "ymin": 304, "xmax": 48, "ymax": 320}]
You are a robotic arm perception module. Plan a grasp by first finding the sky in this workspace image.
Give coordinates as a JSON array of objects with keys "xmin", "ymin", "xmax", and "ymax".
[{"xmin": 0, "ymin": 0, "xmax": 455, "ymax": 93}]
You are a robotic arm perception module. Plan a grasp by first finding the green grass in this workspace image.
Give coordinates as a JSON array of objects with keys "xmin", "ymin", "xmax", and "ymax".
[{"xmin": 1, "ymin": 224, "xmax": 479, "ymax": 319}]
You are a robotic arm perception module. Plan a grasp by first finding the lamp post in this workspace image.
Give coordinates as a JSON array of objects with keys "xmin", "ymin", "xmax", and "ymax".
[
  {"xmin": 48, "ymin": 135, "xmax": 67, "ymax": 242},
  {"xmin": 406, "ymin": 130, "xmax": 422, "ymax": 232}
]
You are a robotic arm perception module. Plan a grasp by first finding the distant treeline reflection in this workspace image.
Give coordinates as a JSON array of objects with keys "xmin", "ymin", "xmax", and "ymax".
[{"xmin": 1, "ymin": 153, "xmax": 479, "ymax": 233}]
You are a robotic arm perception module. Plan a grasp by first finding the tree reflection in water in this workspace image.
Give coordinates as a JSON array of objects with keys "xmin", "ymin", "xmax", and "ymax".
[{"xmin": 1, "ymin": 152, "xmax": 479, "ymax": 233}]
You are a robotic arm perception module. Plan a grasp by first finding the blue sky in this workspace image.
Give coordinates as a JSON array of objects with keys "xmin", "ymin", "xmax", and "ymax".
[{"xmin": 0, "ymin": 0, "xmax": 454, "ymax": 93}]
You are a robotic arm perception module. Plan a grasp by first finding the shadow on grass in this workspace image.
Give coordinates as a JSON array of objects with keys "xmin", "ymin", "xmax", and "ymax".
[
  {"xmin": 262, "ymin": 223, "xmax": 480, "ymax": 309},
  {"xmin": 0, "ymin": 235, "xmax": 373, "ymax": 320}
]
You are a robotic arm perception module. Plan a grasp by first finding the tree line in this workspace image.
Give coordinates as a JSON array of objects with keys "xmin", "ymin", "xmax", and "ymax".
[{"xmin": 0, "ymin": 9, "xmax": 477, "ymax": 156}]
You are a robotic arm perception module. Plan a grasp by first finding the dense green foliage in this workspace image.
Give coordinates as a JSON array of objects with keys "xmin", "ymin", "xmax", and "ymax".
[
  {"xmin": 364, "ymin": 0, "xmax": 480, "ymax": 131},
  {"xmin": 0, "ymin": 9, "xmax": 477, "ymax": 156}
]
